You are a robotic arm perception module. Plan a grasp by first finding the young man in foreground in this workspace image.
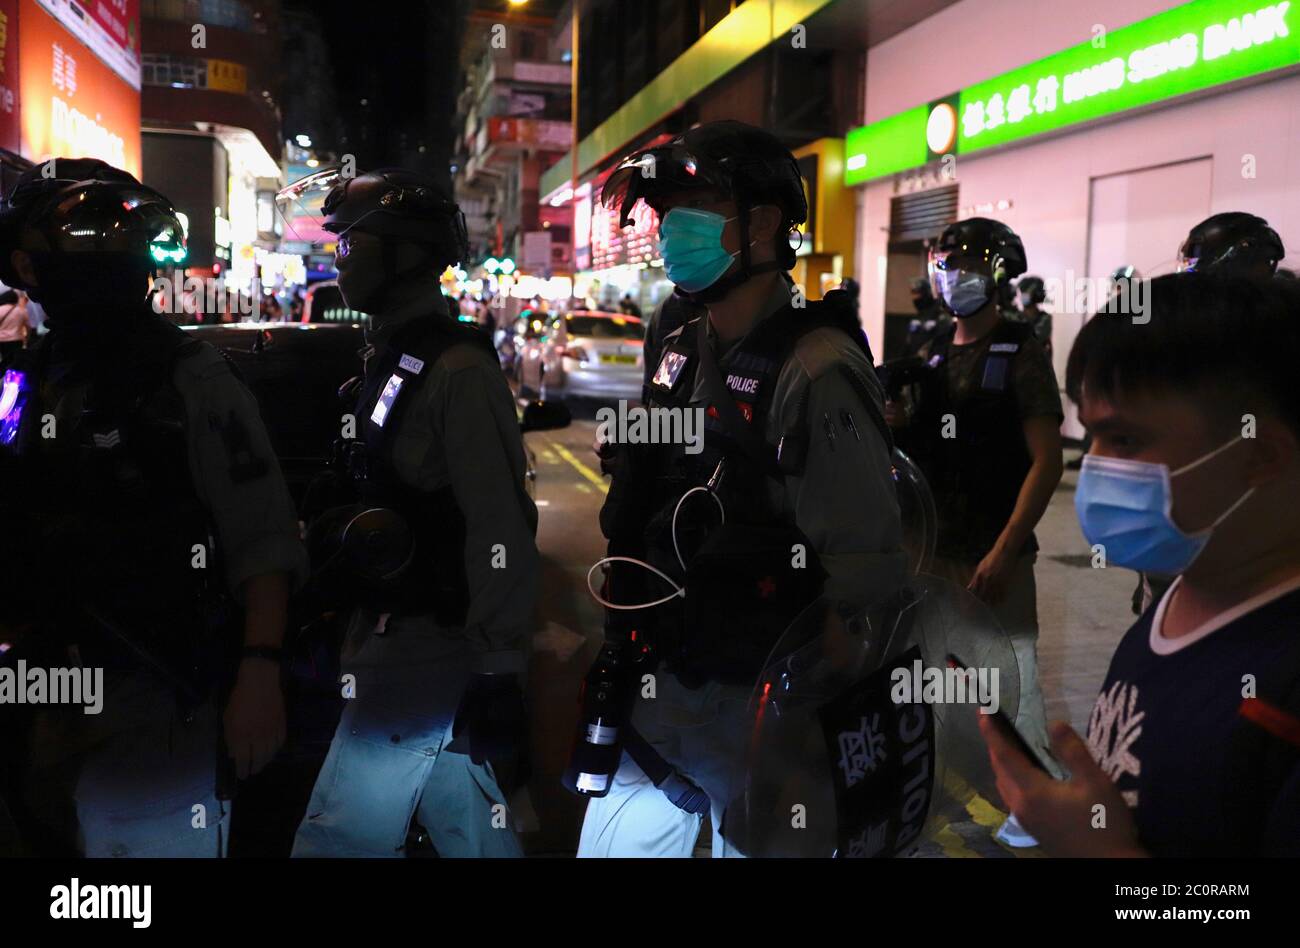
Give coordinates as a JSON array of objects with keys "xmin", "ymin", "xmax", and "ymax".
[{"xmin": 981, "ymin": 273, "xmax": 1300, "ymax": 856}]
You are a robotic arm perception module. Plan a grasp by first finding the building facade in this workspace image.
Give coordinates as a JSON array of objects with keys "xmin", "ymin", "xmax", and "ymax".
[
  {"xmin": 140, "ymin": 0, "xmax": 283, "ymax": 286},
  {"xmin": 848, "ymin": 0, "xmax": 1300, "ymax": 437}
]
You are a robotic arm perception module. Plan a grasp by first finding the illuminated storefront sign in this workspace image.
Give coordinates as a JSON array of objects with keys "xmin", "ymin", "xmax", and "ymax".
[
  {"xmin": 845, "ymin": 0, "xmax": 1300, "ymax": 185},
  {"xmin": 19, "ymin": 0, "xmax": 140, "ymax": 175},
  {"xmin": 206, "ymin": 58, "xmax": 246, "ymax": 95},
  {"xmin": 35, "ymin": 0, "xmax": 140, "ymax": 89},
  {"xmin": 0, "ymin": 0, "xmax": 17, "ymax": 153}
]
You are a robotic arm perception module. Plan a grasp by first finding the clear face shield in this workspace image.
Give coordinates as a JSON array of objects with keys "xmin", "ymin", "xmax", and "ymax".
[
  {"xmin": 275, "ymin": 167, "xmax": 349, "ymax": 246},
  {"xmin": 927, "ymin": 247, "xmax": 997, "ymax": 318}
]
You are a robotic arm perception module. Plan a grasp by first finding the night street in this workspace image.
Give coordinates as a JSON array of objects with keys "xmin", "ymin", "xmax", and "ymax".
[{"xmin": 2, "ymin": 0, "xmax": 1297, "ymax": 926}]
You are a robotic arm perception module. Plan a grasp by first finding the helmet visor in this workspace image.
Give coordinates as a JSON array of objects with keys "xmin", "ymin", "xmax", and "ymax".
[
  {"xmin": 599, "ymin": 146, "xmax": 731, "ymax": 227},
  {"xmin": 275, "ymin": 167, "xmax": 347, "ymax": 245},
  {"xmin": 40, "ymin": 183, "xmax": 186, "ymax": 265},
  {"xmin": 1176, "ymin": 239, "xmax": 1203, "ymax": 273}
]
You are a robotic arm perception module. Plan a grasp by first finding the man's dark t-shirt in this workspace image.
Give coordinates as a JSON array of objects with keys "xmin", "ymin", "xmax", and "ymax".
[{"xmin": 1087, "ymin": 583, "xmax": 1300, "ymax": 856}]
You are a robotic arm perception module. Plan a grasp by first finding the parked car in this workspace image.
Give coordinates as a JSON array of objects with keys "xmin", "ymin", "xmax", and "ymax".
[
  {"xmin": 518, "ymin": 310, "xmax": 644, "ymax": 402},
  {"xmin": 300, "ymin": 280, "xmax": 367, "ymax": 325}
]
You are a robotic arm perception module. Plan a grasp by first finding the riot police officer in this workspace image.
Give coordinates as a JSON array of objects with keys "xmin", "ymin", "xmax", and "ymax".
[
  {"xmin": 0, "ymin": 158, "xmax": 307, "ymax": 856},
  {"xmin": 1015, "ymin": 275, "xmax": 1052, "ymax": 359},
  {"xmin": 904, "ymin": 276, "xmax": 948, "ymax": 355},
  {"xmin": 1177, "ymin": 212, "xmax": 1285, "ymax": 281},
  {"xmin": 577, "ymin": 121, "xmax": 905, "ymax": 857},
  {"xmin": 885, "ymin": 219, "xmax": 1064, "ymax": 843},
  {"xmin": 284, "ymin": 168, "xmax": 539, "ymax": 858}
]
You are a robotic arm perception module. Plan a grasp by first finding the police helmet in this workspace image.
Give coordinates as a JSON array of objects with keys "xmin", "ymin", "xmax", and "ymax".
[
  {"xmin": 0, "ymin": 159, "xmax": 185, "ymax": 293},
  {"xmin": 1178, "ymin": 212, "xmax": 1284, "ymax": 277},
  {"xmin": 599, "ymin": 121, "xmax": 807, "ymax": 234},
  {"xmin": 929, "ymin": 218, "xmax": 1027, "ymax": 285},
  {"xmin": 279, "ymin": 167, "xmax": 468, "ymax": 267},
  {"xmin": 1018, "ymin": 275, "xmax": 1046, "ymax": 304}
]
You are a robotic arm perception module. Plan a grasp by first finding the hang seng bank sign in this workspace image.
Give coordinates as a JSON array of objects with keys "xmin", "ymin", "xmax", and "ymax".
[{"xmin": 845, "ymin": 0, "xmax": 1300, "ymax": 185}]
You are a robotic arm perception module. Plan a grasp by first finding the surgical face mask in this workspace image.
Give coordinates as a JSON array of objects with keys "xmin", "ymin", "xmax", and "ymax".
[
  {"xmin": 932, "ymin": 268, "xmax": 994, "ymax": 318},
  {"xmin": 656, "ymin": 207, "xmax": 741, "ymax": 293},
  {"xmin": 1075, "ymin": 436, "xmax": 1255, "ymax": 575}
]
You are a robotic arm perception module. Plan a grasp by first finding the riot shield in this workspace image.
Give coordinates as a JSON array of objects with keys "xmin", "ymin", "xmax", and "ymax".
[
  {"xmin": 720, "ymin": 574, "xmax": 1020, "ymax": 857},
  {"xmin": 892, "ymin": 447, "xmax": 936, "ymax": 575}
]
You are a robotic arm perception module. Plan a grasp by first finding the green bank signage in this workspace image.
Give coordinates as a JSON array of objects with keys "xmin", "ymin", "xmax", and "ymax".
[{"xmin": 845, "ymin": 0, "xmax": 1300, "ymax": 185}]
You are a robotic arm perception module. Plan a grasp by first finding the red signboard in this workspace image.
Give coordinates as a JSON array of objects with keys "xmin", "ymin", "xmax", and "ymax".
[
  {"xmin": 20, "ymin": 0, "xmax": 141, "ymax": 175},
  {"xmin": 0, "ymin": 0, "xmax": 18, "ymax": 153},
  {"xmin": 487, "ymin": 116, "xmax": 572, "ymax": 151},
  {"xmin": 34, "ymin": 0, "xmax": 139, "ymax": 89}
]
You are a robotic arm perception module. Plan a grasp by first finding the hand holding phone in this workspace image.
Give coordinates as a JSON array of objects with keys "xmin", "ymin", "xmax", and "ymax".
[{"xmin": 946, "ymin": 652, "xmax": 1056, "ymax": 776}]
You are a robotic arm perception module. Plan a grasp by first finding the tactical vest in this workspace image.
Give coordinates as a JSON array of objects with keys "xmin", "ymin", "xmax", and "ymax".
[
  {"xmin": 905, "ymin": 319, "xmax": 1035, "ymax": 561},
  {"xmin": 0, "ymin": 318, "xmax": 226, "ymax": 672},
  {"xmin": 346, "ymin": 315, "xmax": 498, "ymax": 625},
  {"xmin": 617, "ymin": 292, "xmax": 890, "ymax": 687}
]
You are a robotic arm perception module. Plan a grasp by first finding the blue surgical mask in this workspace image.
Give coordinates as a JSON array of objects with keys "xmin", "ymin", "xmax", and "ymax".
[
  {"xmin": 1075, "ymin": 437, "xmax": 1255, "ymax": 575},
  {"xmin": 933, "ymin": 269, "xmax": 994, "ymax": 318},
  {"xmin": 657, "ymin": 207, "xmax": 740, "ymax": 293}
]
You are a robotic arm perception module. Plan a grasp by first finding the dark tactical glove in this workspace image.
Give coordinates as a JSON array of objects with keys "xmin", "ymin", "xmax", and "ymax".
[{"xmin": 450, "ymin": 672, "xmax": 526, "ymax": 765}]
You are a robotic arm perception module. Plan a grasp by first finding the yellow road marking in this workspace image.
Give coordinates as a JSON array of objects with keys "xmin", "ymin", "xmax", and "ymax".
[{"xmin": 548, "ymin": 439, "xmax": 609, "ymax": 495}]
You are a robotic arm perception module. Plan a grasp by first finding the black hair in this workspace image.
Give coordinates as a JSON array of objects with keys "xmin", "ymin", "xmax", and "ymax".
[{"xmin": 1065, "ymin": 273, "xmax": 1300, "ymax": 436}]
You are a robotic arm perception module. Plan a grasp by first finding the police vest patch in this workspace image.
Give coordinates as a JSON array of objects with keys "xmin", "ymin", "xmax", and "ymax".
[
  {"xmin": 725, "ymin": 373, "xmax": 761, "ymax": 399},
  {"xmin": 398, "ymin": 353, "xmax": 426, "ymax": 374},
  {"xmin": 652, "ymin": 349, "xmax": 690, "ymax": 390},
  {"xmin": 370, "ymin": 374, "xmax": 405, "ymax": 427}
]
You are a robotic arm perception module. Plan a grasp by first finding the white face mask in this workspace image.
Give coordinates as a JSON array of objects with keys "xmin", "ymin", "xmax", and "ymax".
[{"xmin": 933, "ymin": 269, "xmax": 994, "ymax": 318}]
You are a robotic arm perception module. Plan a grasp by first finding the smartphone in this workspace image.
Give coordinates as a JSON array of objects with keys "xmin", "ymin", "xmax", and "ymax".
[{"xmin": 946, "ymin": 652, "xmax": 1055, "ymax": 776}]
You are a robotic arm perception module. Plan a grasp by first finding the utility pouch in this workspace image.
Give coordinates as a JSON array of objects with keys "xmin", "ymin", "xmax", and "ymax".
[{"xmin": 678, "ymin": 521, "xmax": 826, "ymax": 687}]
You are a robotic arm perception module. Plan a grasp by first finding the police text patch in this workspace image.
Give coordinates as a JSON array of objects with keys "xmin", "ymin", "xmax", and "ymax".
[{"xmin": 398, "ymin": 353, "xmax": 426, "ymax": 375}]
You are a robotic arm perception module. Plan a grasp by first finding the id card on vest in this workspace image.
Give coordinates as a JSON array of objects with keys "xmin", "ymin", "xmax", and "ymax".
[
  {"xmin": 651, "ymin": 345, "xmax": 691, "ymax": 395},
  {"xmin": 370, "ymin": 374, "xmax": 405, "ymax": 427},
  {"xmin": 368, "ymin": 351, "xmax": 427, "ymax": 428}
]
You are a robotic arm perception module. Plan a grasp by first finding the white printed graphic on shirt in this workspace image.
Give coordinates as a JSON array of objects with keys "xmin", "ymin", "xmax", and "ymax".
[{"xmin": 1087, "ymin": 680, "xmax": 1144, "ymax": 807}]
